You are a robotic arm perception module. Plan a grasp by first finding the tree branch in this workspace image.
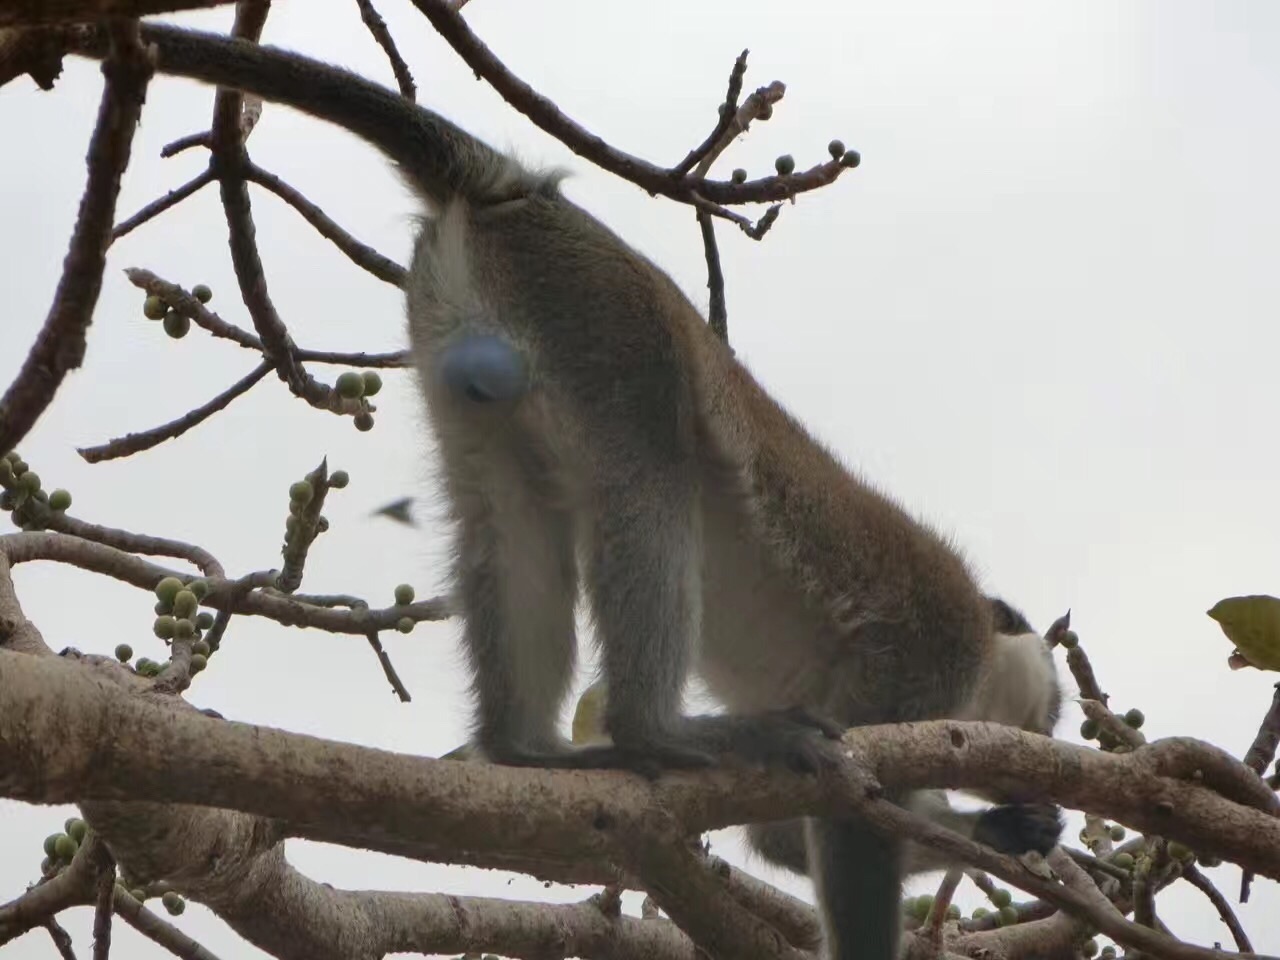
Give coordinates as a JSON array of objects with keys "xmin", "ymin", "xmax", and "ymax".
[{"xmin": 0, "ymin": 21, "xmax": 151, "ymax": 453}]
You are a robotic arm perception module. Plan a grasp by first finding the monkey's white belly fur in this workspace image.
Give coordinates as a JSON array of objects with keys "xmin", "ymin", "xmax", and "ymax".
[{"xmin": 696, "ymin": 488, "xmax": 849, "ymax": 717}]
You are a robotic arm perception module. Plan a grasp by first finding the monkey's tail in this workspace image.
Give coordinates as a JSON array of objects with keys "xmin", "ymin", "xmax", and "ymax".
[
  {"xmin": 807, "ymin": 816, "xmax": 903, "ymax": 960},
  {"xmin": 68, "ymin": 24, "xmax": 538, "ymax": 208}
]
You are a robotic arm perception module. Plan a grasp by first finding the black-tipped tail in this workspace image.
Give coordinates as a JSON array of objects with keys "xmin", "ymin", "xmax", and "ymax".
[{"xmin": 808, "ymin": 816, "xmax": 903, "ymax": 960}]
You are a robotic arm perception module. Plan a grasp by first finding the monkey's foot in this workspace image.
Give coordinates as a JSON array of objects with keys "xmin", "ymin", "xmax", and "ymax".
[
  {"xmin": 480, "ymin": 710, "xmax": 842, "ymax": 778},
  {"xmin": 560, "ymin": 713, "xmax": 838, "ymax": 779},
  {"xmin": 973, "ymin": 803, "xmax": 1063, "ymax": 855},
  {"xmin": 675, "ymin": 709, "xmax": 844, "ymax": 775}
]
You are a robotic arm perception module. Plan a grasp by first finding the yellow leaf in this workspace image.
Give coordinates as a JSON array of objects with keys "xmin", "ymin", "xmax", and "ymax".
[
  {"xmin": 1207, "ymin": 595, "xmax": 1280, "ymax": 671},
  {"xmin": 571, "ymin": 680, "xmax": 611, "ymax": 745}
]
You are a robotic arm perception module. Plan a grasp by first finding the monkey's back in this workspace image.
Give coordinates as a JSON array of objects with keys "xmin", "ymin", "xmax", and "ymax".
[{"xmin": 687, "ymin": 327, "xmax": 994, "ymax": 728}]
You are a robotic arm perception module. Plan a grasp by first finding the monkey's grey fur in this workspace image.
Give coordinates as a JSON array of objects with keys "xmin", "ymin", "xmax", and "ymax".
[{"xmin": 71, "ymin": 25, "xmax": 1063, "ymax": 960}]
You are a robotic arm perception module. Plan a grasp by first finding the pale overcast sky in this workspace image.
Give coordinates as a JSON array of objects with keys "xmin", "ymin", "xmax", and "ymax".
[{"xmin": 3, "ymin": 1, "xmax": 1279, "ymax": 957}]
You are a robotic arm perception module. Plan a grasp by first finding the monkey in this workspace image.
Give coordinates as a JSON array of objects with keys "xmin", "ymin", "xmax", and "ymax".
[
  {"xmin": 561, "ymin": 594, "xmax": 1061, "ymax": 885},
  {"xmin": 745, "ymin": 597, "xmax": 1062, "ymax": 882},
  {"xmin": 67, "ymin": 26, "xmax": 1064, "ymax": 960}
]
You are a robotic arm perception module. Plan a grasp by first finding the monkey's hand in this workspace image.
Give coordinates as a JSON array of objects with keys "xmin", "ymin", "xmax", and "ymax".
[{"xmin": 972, "ymin": 802, "xmax": 1063, "ymax": 856}]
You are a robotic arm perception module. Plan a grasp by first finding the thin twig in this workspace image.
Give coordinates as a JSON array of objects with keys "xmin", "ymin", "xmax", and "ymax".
[
  {"xmin": 672, "ymin": 49, "xmax": 748, "ymax": 177},
  {"xmin": 923, "ymin": 868, "xmax": 963, "ymax": 952},
  {"xmin": 1182, "ymin": 864, "xmax": 1254, "ymax": 954},
  {"xmin": 296, "ymin": 347, "xmax": 407, "ymax": 366},
  {"xmin": 1130, "ymin": 838, "xmax": 1163, "ymax": 955},
  {"xmin": 45, "ymin": 919, "xmax": 77, "ymax": 960},
  {"xmin": 122, "ymin": 269, "xmax": 409, "ymax": 365},
  {"xmin": 1080, "ymin": 699, "xmax": 1145, "ymax": 750},
  {"xmin": 159, "ymin": 130, "xmax": 211, "ymax": 157},
  {"xmin": 686, "ymin": 190, "xmax": 779, "ymax": 238},
  {"xmin": 0, "ymin": 21, "xmax": 152, "ymax": 453},
  {"xmin": 111, "ymin": 167, "xmax": 214, "ymax": 241},
  {"xmin": 77, "ymin": 360, "xmax": 272, "ymax": 462},
  {"xmin": 245, "ymin": 162, "xmax": 406, "ymax": 286},
  {"xmin": 1238, "ymin": 683, "xmax": 1280, "ymax": 903},
  {"xmin": 1068, "ymin": 645, "xmax": 1109, "ymax": 706},
  {"xmin": 114, "ymin": 888, "xmax": 223, "ymax": 960},
  {"xmin": 686, "ymin": 63, "xmax": 788, "ymax": 341},
  {"xmin": 697, "ymin": 212, "xmax": 727, "ymax": 340},
  {"xmin": 366, "ymin": 630, "xmax": 411, "ymax": 701},
  {"xmin": 91, "ymin": 855, "xmax": 115, "ymax": 960},
  {"xmin": 1244, "ymin": 683, "xmax": 1280, "ymax": 776},
  {"xmin": 209, "ymin": 4, "xmax": 338, "ymax": 411},
  {"xmin": 1065, "ymin": 846, "xmax": 1136, "ymax": 883},
  {"xmin": 123, "ymin": 268, "xmax": 258, "ymax": 347},
  {"xmin": 276, "ymin": 459, "xmax": 330, "ymax": 594},
  {"xmin": 699, "ymin": 80, "xmax": 787, "ymax": 173},
  {"xmin": 407, "ymin": 0, "xmax": 855, "ymax": 207},
  {"xmin": 355, "ymin": 0, "xmax": 416, "ymax": 100}
]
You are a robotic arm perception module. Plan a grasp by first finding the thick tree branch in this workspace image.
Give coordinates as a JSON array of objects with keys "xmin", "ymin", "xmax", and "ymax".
[
  {"xmin": 3, "ymin": 650, "xmax": 1280, "ymax": 891},
  {"xmin": 0, "ymin": 0, "xmax": 233, "ymax": 27}
]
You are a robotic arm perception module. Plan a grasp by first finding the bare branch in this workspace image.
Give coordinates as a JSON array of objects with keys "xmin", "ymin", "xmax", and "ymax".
[
  {"xmin": 244, "ymin": 162, "xmax": 406, "ymax": 286},
  {"xmin": 45, "ymin": 919, "xmax": 78, "ymax": 960},
  {"xmin": 160, "ymin": 130, "xmax": 211, "ymax": 157},
  {"xmin": 672, "ymin": 49, "xmax": 749, "ymax": 178},
  {"xmin": 2, "ymin": 531, "xmax": 448, "ymax": 634},
  {"xmin": 697, "ymin": 212, "xmax": 728, "ymax": 340},
  {"xmin": 1068, "ymin": 644, "xmax": 1109, "ymax": 706},
  {"xmin": 864, "ymin": 799, "xmax": 1254, "ymax": 960},
  {"xmin": 0, "ymin": 835, "xmax": 105, "ymax": 946},
  {"xmin": 706, "ymin": 854, "xmax": 821, "ymax": 950},
  {"xmin": 623, "ymin": 838, "xmax": 809, "ymax": 960},
  {"xmin": 365, "ymin": 630, "xmax": 411, "ymax": 701},
  {"xmin": 111, "ymin": 168, "xmax": 214, "ymax": 241},
  {"xmin": 922, "ymin": 868, "xmax": 964, "ymax": 950},
  {"xmin": 406, "ymin": 0, "xmax": 856, "ymax": 206},
  {"xmin": 355, "ymin": 0, "xmax": 416, "ymax": 100},
  {"xmin": 1182, "ymin": 864, "xmax": 1254, "ymax": 954},
  {"xmin": 91, "ymin": 850, "xmax": 115, "ymax": 960},
  {"xmin": 0, "ymin": 0, "xmax": 233, "ymax": 27},
  {"xmin": 1244, "ymin": 683, "xmax": 1280, "ymax": 776},
  {"xmin": 206, "ymin": 5, "xmax": 339, "ymax": 412},
  {"xmin": 76, "ymin": 359, "xmax": 272, "ymax": 462},
  {"xmin": 43, "ymin": 514, "xmax": 224, "ymax": 577},
  {"xmin": 0, "ymin": 21, "xmax": 152, "ymax": 453},
  {"xmin": 122, "ymin": 269, "xmax": 409, "ymax": 365}
]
